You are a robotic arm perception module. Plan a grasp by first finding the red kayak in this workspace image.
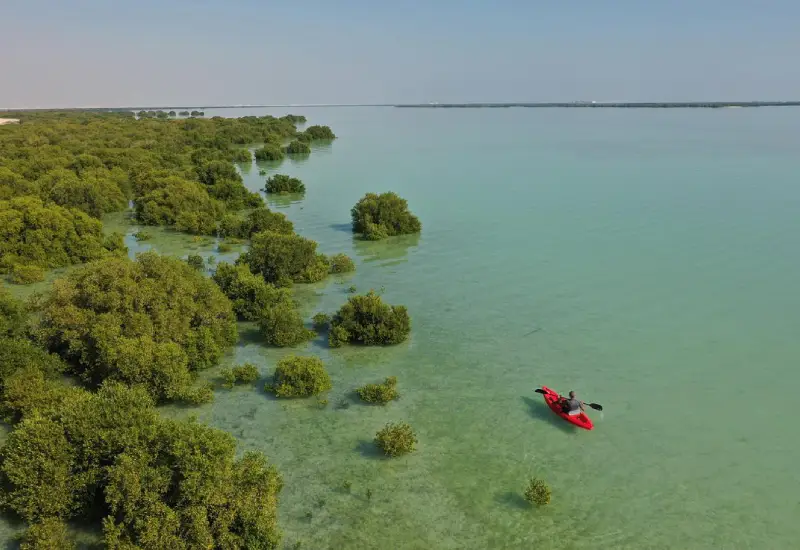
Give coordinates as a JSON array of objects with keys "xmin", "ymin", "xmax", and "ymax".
[{"xmin": 539, "ymin": 386, "xmax": 594, "ymax": 430}]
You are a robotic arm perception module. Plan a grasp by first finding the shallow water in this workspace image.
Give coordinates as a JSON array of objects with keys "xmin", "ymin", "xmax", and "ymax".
[{"xmin": 3, "ymin": 106, "xmax": 800, "ymax": 548}]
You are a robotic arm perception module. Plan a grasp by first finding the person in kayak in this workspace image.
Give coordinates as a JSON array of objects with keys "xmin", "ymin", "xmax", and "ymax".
[{"xmin": 560, "ymin": 391, "xmax": 585, "ymax": 416}]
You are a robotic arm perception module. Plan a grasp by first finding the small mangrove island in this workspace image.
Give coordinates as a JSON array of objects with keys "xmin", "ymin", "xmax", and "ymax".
[
  {"xmin": 328, "ymin": 290, "xmax": 411, "ymax": 347},
  {"xmin": 351, "ymin": 191, "xmax": 422, "ymax": 240},
  {"xmin": 265, "ymin": 174, "xmax": 305, "ymax": 194}
]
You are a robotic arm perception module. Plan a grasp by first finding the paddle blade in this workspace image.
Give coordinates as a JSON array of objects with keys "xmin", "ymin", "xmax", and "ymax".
[
  {"xmin": 588, "ymin": 403, "xmax": 603, "ymax": 411},
  {"xmin": 534, "ymin": 388, "xmax": 546, "ymax": 395}
]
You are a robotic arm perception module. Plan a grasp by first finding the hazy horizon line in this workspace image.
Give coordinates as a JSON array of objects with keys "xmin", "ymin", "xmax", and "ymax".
[{"xmin": 4, "ymin": 100, "xmax": 800, "ymax": 112}]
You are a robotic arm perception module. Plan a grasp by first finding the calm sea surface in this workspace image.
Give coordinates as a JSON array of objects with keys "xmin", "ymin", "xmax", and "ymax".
[{"xmin": 4, "ymin": 106, "xmax": 800, "ymax": 548}]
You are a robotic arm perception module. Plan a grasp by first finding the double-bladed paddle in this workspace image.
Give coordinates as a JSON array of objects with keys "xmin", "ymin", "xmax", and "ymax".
[{"xmin": 534, "ymin": 388, "xmax": 604, "ymax": 411}]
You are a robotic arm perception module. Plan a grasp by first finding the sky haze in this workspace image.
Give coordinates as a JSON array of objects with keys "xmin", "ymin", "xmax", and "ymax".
[{"xmin": 1, "ymin": 0, "xmax": 798, "ymax": 108}]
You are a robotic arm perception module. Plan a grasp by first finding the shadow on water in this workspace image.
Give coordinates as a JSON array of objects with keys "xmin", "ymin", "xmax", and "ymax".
[
  {"xmin": 495, "ymin": 491, "xmax": 530, "ymax": 511},
  {"xmin": 285, "ymin": 152, "xmax": 311, "ymax": 164},
  {"xmin": 310, "ymin": 141, "xmax": 334, "ymax": 155},
  {"xmin": 522, "ymin": 396, "xmax": 576, "ymax": 433},
  {"xmin": 236, "ymin": 324, "xmax": 263, "ymax": 346},
  {"xmin": 355, "ymin": 439, "xmax": 384, "ymax": 459},
  {"xmin": 344, "ymin": 390, "xmax": 374, "ymax": 407},
  {"xmin": 1, "ymin": 512, "xmax": 23, "ymax": 550},
  {"xmin": 330, "ymin": 223, "xmax": 352, "ymax": 233},
  {"xmin": 352, "ymin": 233, "xmax": 420, "ymax": 266},
  {"xmin": 308, "ymin": 335, "xmax": 330, "ymax": 352}
]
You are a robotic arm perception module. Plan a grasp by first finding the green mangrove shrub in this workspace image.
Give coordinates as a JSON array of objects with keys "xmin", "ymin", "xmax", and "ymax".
[
  {"xmin": 135, "ymin": 176, "xmax": 224, "ymax": 235},
  {"xmin": 362, "ymin": 223, "xmax": 389, "ymax": 241},
  {"xmin": 0, "ymin": 110, "xmax": 322, "ymax": 248},
  {"xmin": 230, "ymin": 148, "xmax": 253, "ymax": 163},
  {"xmin": 284, "ymin": 140, "xmax": 311, "ymax": 155},
  {"xmin": 238, "ymin": 231, "xmax": 330, "ymax": 286},
  {"xmin": 220, "ymin": 368, "xmax": 236, "ymax": 389},
  {"xmin": 212, "ymin": 262, "xmax": 312, "ymax": 346},
  {"xmin": 0, "ymin": 337, "xmax": 68, "ymax": 421},
  {"xmin": 524, "ymin": 478, "xmax": 552, "ymax": 506},
  {"xmin": 312, "ymin": 312, "xmax": 330, "ymax": 330},
  {"xmin": 0, "ymin": 196, "xmax": 121, "ymax": 273},
  {"xmin": 269, "ymin": 355, "xmax": 331, "ymax": 398},
  {"xmin": 374, "ymin": 422, "xmax": 417, "ymax": 457},
  {"xmin": 196, "ymin": 159, "xmax": 263, "ymax": 210},
  {"xmin": 219, "ymin": 206, "xmax": 294, "ymax": 239},
  {"xmin": 9, "ymin": 264, "xmax": 45, "ymax": 285},
  {"xmin": 351, "ymin": 192, "xmax": 421, "ymax": 240},
  {"xmin": 186, "ymin": 254, "xmax": 205, "ymax": 270},
  {"xmin": 19, "ymin": 517, "xmax": 75, "ymax": 550},
  {"xmin": 220, "ymin": 363, "xmax": 260, "ymax": 389},
  {"xmin": 300, "ymin": 125, "xmax": 336, "ymax": 141},
  {"xmin": 356, "ymin": 376, "xmax": 399, "ymax": 405},
  {"xmin": 0, "ymin": 288, "xmax": 29, "ymax": 339},
  {"xmin": 327, "ymin": 253, "xmax": 355, "ymax": 274},
  {"xmin": 265, "ymin": 174, "xmax": 305, "ymax": 194},
  {"xmin": 328, "ymin": 291, "xmax": 410, "ymax": 347},
  {"xmin": 254, "ymin": 144, "xmax": 284, "ymax": 162},
  {"xmin": 233, "ymin": 363, "xmax": 260, "ymax": 383},
  {"xmin": 213, "ymin": 262, "xmax": 288, "ymax": 321},
  {"xmin": 0, "ymin": 381, "xmax": 283, "ymax": 549},
  {"xmin": 257, "ymin": 302, "xmax": 315, "ymax": 347},
  {"xmin": 36, "ymin": 252, "xmax": 237, "ymax": 403},
  {"xmin": 133, "ymin": 230, "xmax": 152, "ymax": 241},
  {"xmin": 37, "ymin": 166, "xmax": 128, "ymax": 218}
]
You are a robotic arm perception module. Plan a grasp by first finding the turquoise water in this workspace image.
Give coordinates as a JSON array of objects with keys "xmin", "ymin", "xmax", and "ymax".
[{"xmin": 6, "ymin": 106, "xmax": 800, "ymax": 548}]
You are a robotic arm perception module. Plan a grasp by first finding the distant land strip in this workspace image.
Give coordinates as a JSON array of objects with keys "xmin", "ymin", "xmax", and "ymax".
[
  {"xmin": 3, "ymin": 101, "xmax": 800, "ymax": 112},
  {"xmin": 393, "ymin": 101, "xmax": 800, "ymax": 109}
]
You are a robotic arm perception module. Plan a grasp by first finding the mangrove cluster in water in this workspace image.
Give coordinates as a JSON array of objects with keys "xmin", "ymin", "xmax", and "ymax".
[
  {"xmin": 238, "ymin": 230, "xmax": 354, "ymax": 287},
  {"xmin": 220, "ymin": 363, "xmax": 260, "ymax": 389},
  {"xmin": 327, "ymin": 290, "xmax": 411, "ymax": 348},
  {"xmin": 351, "ymin": 191, "xmax": 422, "ymax": 240},
  {"xmin": 212, "ymin": 262, "xmax": 315, "ymax": 347},
  {"xmin": 0, "ymin": 289, "xmax": 283, "ymax": 548},
  {"xmin": 0, "ymin": 108, "xmax": 432, "ymax": 542},
  {"xmin": 265, "ymin": 174, "xmax": 305, "ymax": 194},
  {"xmin": 374, "ymin": 422, "xmax": 417, "ymax": 457},
  {"xmin": 37, "ymin": 251, "xmax": 236, "ymax": 404},
  {"xmin": 0, "ymin": 110, "xmax": 321, "ymax": 277},
  {"xmin": 268, "ymin": 355, "xmax": 332, "ymax": 398},
  {"xmin": 356, "ymin": 376, "xmax": 399, "ymax": 405}
]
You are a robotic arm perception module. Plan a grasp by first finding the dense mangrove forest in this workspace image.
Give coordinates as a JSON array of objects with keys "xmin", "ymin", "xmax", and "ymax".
[{"xmin": 0, "ymin": 110, "xmax": 436, "ymax": 548}]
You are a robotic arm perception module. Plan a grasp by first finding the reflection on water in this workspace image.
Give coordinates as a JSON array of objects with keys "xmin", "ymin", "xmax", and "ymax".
[
  {"xmin": 309, "ymin": 141, "xmax": 334, "ymax": 157},
  {"xmin": 266, "ymin": 193, "xmax": 305, "ymax": 209},
  {"xmin": 255, "ymin": 159, "xmax": 285, "ymax": 174},
  {"xmin": 352, "ymin": 233, "xmax": 420, "ymax": 267}
]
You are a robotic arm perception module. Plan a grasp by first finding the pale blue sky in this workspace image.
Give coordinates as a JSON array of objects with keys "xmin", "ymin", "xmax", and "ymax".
[{"xmin": 1, "ymin": 0, "xmax": 797, "ymax": 107}]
